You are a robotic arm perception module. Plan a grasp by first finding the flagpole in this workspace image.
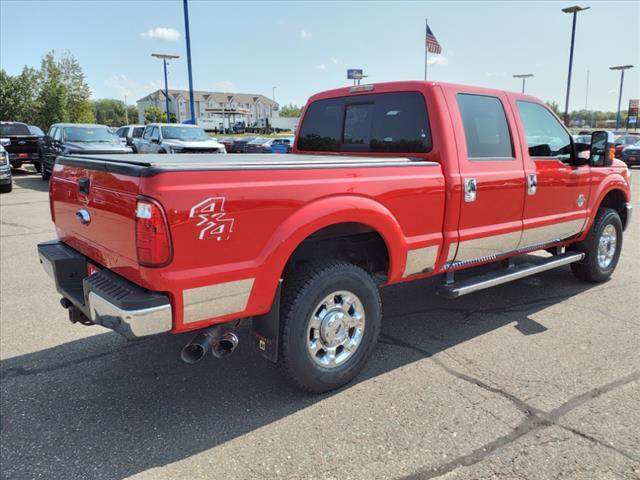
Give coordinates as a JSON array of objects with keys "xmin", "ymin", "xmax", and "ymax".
[{"xmin": 424, "ymin": 18, "xmax": 428, "ymax": 81}]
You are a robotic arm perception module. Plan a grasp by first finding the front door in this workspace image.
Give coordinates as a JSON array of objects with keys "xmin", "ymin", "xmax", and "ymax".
[
  {"xmin": 511, "ymin": 98, "xmax": 590, "ymax": 248},
  {"xmin": 447, "ymin": 90, "xmax": 526, "ymax": 265}
]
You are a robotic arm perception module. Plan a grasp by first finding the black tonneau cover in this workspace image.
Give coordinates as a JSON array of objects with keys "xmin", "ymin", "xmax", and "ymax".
[{"xmin": 58, "ymin": 153, "xmax": 432, "ymax": 177}]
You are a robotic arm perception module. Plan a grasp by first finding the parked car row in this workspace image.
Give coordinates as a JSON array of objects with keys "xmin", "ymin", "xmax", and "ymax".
[{"xmin": 217, "ymin": 136, "xmax": 295, "ymax": 154}]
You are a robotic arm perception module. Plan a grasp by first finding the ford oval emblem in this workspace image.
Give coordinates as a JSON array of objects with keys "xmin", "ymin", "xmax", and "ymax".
[{"xmin": 76, "ymin": 208, "xmax": 91, "ymax": 225}]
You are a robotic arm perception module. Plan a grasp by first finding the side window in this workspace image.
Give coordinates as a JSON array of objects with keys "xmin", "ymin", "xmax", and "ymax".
[
  {"xmin": 151, "ymin": 127, "xmax": 160, "ymax": 140},
  {"xmin": 52, "ymin": 127, "xmax": 61, "ymax": 141},
  {"xmin": 457, "ymin": 94, "xmax": 513, "ymax": 159},
  {"xmin": 116, "ymin": 128, "xmax": 126, "ymax": 137},
  {"xmin": 142, "ymin": 127, "xmax": 152, "ymax": 140},
  {"xmin": 516, "ymin": 101, "xmax": 571, "ymax": 161},
  {"xmin": 297, "ymin": 98, "xmax": 342, "ymax": 152},
  {"xmin": 133, "ymin": 127, "xmax": 144, "ymax": 138},
  {"xmin": 297, "ymin": 92, "xmax": 431, "ymax": 153}
]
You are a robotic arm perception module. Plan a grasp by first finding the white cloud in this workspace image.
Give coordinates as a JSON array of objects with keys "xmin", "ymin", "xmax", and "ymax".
[
  {"xmin": 104, "ymin": 75, "xmax": 162, "ymax": 101},
  {"xmin": 300, "ymin": 29, "xmax": 312, "ymax": 39},
  {"xmin": 316, "ymin": 63, "xmax": 327, "ymax": 71},
  {"xmin": 141, "ymin": 27, "xmax": 181, "ymax": 41},
  {"xmin": 330, "ymin": 57, "xmax": 341, "ymax": 65},
  {"xmin": 427, "ymin": 55, "xmax": 449, "ymax": 66}
]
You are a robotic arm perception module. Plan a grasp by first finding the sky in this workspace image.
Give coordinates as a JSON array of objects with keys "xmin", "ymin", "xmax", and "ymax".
[{"xmin": 1, "ymin": 0, "xmax": 638, "ymax": 112}]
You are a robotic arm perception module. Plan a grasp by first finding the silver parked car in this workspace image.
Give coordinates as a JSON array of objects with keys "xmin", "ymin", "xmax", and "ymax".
[
  {"xmin": 137, "ymin": 124, "xmax": 226, "ymax": 154},
  {"xmin": 0, "ymin": 145, "xmax": 13, "ymax": 193}
]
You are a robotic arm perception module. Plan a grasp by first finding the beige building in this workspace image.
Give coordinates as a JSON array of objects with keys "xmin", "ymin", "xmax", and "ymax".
[{"xmin": 137, "ymin": 89, "xmax": 279, "ymax": 130}]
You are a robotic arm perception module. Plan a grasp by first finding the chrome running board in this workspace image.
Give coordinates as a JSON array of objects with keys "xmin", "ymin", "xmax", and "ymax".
[{"xmin": 437, "ymin": 252, "xmax": 585, "ymax": 299}]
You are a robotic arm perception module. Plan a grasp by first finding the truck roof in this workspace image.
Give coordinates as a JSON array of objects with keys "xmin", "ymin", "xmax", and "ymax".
[
  {"xmin": 306, "ymin": 80, "xmax": 542, "ymax": 104},
  {"xmin": 58, "ymin": 153, "xmax": 432, "ymax": 177}
]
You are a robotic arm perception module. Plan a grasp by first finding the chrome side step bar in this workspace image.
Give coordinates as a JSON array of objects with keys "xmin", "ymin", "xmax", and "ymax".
[{"xmin": 437, "ymin": 252, "xmax": 585, "ymax": 299}]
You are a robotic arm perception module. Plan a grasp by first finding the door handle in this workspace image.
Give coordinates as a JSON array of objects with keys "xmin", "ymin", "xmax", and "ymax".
[
  {"xmin": 464, "ymin": 178, "xmax": 477, "ymax": 203},
  {"xmin": 527, "ymin": 173, "xmax": 537, "ymax": 195}
]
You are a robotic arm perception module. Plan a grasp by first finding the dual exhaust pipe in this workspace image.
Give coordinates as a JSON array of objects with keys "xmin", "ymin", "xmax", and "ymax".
[{"xmin": 181, "ymin": 325, "xmax": 239, "ymax": 364}]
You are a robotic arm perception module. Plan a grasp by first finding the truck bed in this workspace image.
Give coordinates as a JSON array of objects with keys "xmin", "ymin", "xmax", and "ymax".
[{"xmin": 58, "ymin": 153, "xmax": 426, "ymax": 175}]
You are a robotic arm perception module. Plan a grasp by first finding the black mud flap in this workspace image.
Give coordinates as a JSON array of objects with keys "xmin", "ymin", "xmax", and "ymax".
[{"xmin": 251, "ymin": 281, "xmax": 281, "ymax": 363}]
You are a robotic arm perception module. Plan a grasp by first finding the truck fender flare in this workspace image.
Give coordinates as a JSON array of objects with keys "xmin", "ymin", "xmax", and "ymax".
[
  {"xmin": 580, "ymin": 174, "xmax": 630, "ymax": 238},
  {"xmin": 252, "ymin": 195, "xmax": 406, "ymax": 311}
]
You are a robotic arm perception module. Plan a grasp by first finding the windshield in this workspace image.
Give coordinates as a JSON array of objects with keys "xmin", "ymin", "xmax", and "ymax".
[
  {"xmin": 29, "ymin": 126, "xmax": 45, "ymax": 136},
  {"xmin": 63, "ymin": 126, "xmax": 118, "ymax": 143},
  {"xmin": 1, "ymin": 123, "xmax": 31, "ymax": 136},
  {"xmin": 161, "ymin": 126, "xmax": 209, "ymax": 141}
]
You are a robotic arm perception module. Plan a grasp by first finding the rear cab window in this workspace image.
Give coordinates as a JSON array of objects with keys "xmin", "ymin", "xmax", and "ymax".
[
  {"xmin": 0, "ymin": 123, "xmax": 31, "ymax": 136},
  {"xmin": 456, "ymin": 94, "xmax": 514, "ymax": 159},
  {"xmin": 297, "ymin": 92, "xmax": 432, "ymax": 154}
]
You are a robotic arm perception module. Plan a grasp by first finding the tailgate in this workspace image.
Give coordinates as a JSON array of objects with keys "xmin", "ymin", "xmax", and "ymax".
[
  {"xmin": 50, "ymin": 161, "xmax": 142, "ymax": 275},
  {"xmin": 6, "ymin": 136, "xmax": 39, "ymax": 155}
]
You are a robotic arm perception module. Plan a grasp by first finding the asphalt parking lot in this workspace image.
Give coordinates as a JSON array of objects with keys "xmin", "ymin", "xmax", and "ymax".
[{"xmin": 1, "ymin": 168, "xmax": 638, "ymax": 480}]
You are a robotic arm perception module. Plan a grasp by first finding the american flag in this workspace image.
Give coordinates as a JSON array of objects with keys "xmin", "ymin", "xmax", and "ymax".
[{"xmin": 426, "ymin": 24, "xmax": 442, "ymax": 54}]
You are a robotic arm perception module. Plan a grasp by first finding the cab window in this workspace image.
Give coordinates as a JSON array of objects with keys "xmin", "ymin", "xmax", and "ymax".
[
  {"xmin": 143, "ymin": 127, "xmax": 153, "ymax": 140},
  {"xmin": 298, "ymin": 92, "xmax": 432, "ymax": 154},
  {"xmin": 516, "ymin": 101, "xmax": 572, "ymax": 161},
  {"xmin": 457, "ymin": 94, "xmax": 514, "ymax": 159}
]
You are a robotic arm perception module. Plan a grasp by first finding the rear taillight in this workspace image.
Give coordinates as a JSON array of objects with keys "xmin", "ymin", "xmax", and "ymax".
[{"xmin": 135, "ymin": 197, "xmax": 172, "ymax": 267}]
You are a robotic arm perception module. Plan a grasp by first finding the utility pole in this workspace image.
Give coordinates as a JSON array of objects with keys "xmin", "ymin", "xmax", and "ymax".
[
  {"xmin": 124, "ymin": 95, "xmax": 128, "ymax": 124},
  {"xmin": 561, "ymin": 5, "xmax": 589, "ymax": 126},
  {"xmin": 151, "ymin": 53, "xmax": 180, "ymax": 122},
  {"xmin": 513, "ymin": 74, "xmax": 534, "ymax": 94},
  {"xmin": 610, "ymin": 65, "xmax": 634, "ymax": 130},
  {"xmin": 183, "ymin": 0, "xmax": 196, "ymax": 124}
]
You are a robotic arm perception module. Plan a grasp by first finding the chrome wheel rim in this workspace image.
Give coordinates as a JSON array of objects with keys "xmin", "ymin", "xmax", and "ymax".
[
  {"xmin": 597, "ymin": 224, "xmax": 617, "ymax": 269},
  {"xmin": 306, "ymin": 290, "xmax": 366, "ymax": 369}
]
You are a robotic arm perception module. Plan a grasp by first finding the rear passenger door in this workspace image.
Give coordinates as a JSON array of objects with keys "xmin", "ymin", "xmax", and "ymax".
[{"xmin": 447, "ymin": 91, "xmax": 526, "ymax": 265}]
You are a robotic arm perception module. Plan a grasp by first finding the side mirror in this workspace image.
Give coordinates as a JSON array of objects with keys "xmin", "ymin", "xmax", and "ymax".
[
  {"xmin": 151, "ymin": 138, "xmax": 159, "ymax": 144},
  {"xmin": 589, "ymin": 130, "xmax": 615, "ymax": 167},
  {"xmin": 126, "ymin": 137, "xmax": 134, "ymax": 146}
]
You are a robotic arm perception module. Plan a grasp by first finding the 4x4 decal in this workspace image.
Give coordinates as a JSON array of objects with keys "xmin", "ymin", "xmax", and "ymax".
[{"xmin": 189, "ymin": 197, "xmax": 235, "ymax": 241}]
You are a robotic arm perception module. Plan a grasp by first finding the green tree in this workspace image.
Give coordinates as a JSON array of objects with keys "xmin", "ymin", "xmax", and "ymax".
[
  {"xmin": 59, "ymin": 52, "xmax": 94, "ymax": 123},
  {"xmin": 0, "ymin": 67, "xmax": 40, "ymax": 123},
  {"xmin": 93, "ymin": 99, "xmax": 126, "ymax": 126},
  {"xmin": 546, "ymin": 101, "xmax": 561, "ymax": 117},
  {"xmin": 279, "ymin": 104, "xmax": 302, "ymax": 117},
  {"xmin": 144, "ymin": 106, "xmax": 166, "ymax": 123},
  {"xmin": 127, "ymin": 105, "xmax": 139, "ymax": 124},
  {"xmin": 36, "ymin": 51, "xmax": 67, "ymax": 130}
]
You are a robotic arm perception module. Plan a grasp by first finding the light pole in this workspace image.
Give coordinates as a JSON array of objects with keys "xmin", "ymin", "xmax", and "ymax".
[
  {"xmin": 151, "ymin": 53, "xmax": 180, "ymax": 122},
  {"xmin": 272, "ymin": 86, "xmax": 277, "ymax": 102},
  {"xmin": 513, "ymin": 74, "xmax": 534, "ymax": 93},
  {"xmin": 183, "ymin": 0, "xmax": 196, "ymax": 124},
  {"xmin": 561, "ymin": 5, "xmax": 589, "ymax": 126},
  {"xmin": 610, "ymin": 65, "xmax": 634, "ymax": 130}
]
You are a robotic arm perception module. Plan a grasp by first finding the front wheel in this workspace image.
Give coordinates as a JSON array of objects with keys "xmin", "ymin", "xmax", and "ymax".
[
  {"xmin": 279, "ymin": 260, "xmax": 382, "ymax": 393},
  {"xmin": 571, "ymin": 208, "xmax": 623, "ymax": 282}
]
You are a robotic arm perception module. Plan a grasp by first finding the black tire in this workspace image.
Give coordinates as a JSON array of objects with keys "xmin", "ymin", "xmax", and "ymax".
[
  {"xmin": 279, "ymin": 260, "xmax": 382, "ymax": 393},
  {"xmin": 570, "ymin": 208, "xmax": 623, "ymax": 282},
  {"xmin": 0, "ymin": 183, "xmax": 12, "ymax": 193},
  {"xmin": 33, "ymin": 161, "xmax": 42, "ymax": 173},
  {"xmin": 41, "ymin": 162, "xmax": 51, "ymax": 181}
]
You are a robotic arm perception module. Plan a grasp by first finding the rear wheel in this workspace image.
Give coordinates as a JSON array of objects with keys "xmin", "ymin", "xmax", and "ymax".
[
  {"xmin": 0, "ymin": 183, "xmax": 12, "ymax": 193},
  {"xmin": 570, "ymin": 208, "xmax": 623, "ymax": 282},
  {"xmin": 279, "ymin": 260, "xmax": 382, "ymax": 393},
  {"xmin": 33, "ymin": 161, "xmax": 42, "ymax": 173},
  {"xmin": 41, "ymin": 162, "xmax": 51, "ymax": 181}
]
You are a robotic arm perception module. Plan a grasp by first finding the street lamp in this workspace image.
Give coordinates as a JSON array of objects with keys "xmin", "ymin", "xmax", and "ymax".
[
  {"xmin": 561, "ymin": 5, "xmax": 590, "ymax": 126},
  {"xmin": 610, "ymin": 65, "xmax": 634, "ymax": 130},
  {"xmin": 183, "ymin": 0, "xmax": 196, "ymax": 124},
  {"xmin": 272, "ymin": 86, "xmax": 277, "ymax": 102},
  {"xmin": 151, "ymin": 53, "xmax": 180, "ymax": 122},
  {"xmin": 513, "ymin": 74, "xmax": 534, "ymax": 93}
]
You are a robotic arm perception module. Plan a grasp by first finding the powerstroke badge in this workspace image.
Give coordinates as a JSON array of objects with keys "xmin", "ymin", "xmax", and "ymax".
[{"xmin": 189, "ymin": 197, "xmax": 235, "ymax": 241}]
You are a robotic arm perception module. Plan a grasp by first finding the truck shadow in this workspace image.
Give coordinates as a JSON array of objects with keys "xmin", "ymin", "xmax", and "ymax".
[
  {"xmin": 10, "ymin": 170, "xmax": 49, "ymax": 193},
  {"xmin": 0, "ymin": 264, "xmax": 599, "ymax": 480}
]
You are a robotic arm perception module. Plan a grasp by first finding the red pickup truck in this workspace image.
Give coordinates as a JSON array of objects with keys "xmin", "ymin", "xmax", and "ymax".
[{"xmin": 38, "ymin": 81, "xmax": 632, "ymax": 392}]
